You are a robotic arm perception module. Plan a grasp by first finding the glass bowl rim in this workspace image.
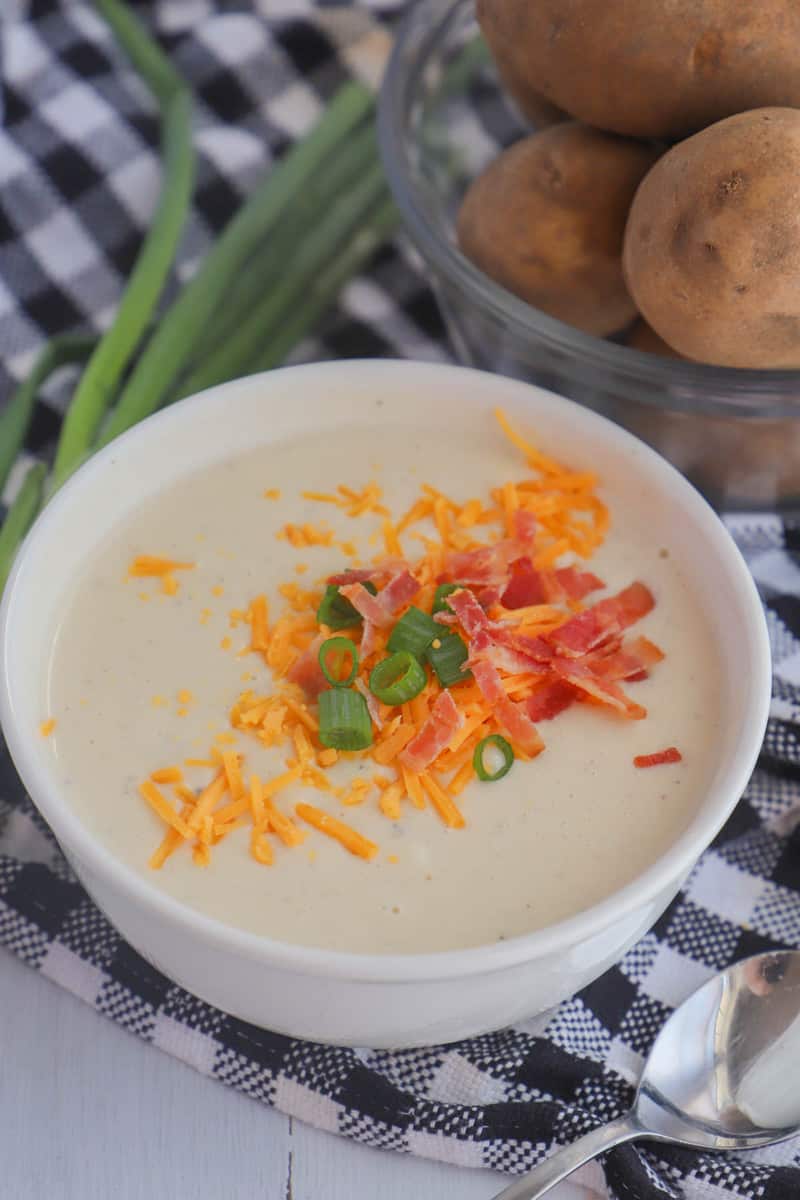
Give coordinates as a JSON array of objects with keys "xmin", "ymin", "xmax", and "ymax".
[{"xmin": 377, "ymin": 0, "xmax": 800, "ymax": 419}]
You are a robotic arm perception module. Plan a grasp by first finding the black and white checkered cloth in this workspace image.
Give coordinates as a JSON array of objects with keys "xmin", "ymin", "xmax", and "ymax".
[{"xmin": 2, "ymin": 5, "xmax": 800, "ymax": 1198}]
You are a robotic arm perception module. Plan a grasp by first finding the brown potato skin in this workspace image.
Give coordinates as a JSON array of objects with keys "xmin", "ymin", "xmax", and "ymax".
[
  {"xmin": 478, "ymin": 0, "xmax": 800, "ymax": 140},
  {"xmin": 623, "ymin": 108, "xmax": 800, "ymax": 369},
  {"xmin": 491, "ymin": 53, "xmax": 568, "ymax": 129},
  {"xmin": 457, "ymin": 124, "xmax": 660, "ymax": 336}
]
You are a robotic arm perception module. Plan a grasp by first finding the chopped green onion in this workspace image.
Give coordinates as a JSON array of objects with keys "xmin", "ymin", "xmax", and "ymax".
[
  {"xmin": 318, "ymin": 688, "xmax": 373, "ymax": 751},
  {"xmin": 316, "ymin": 580, "xmax": 377, "ymax": 630},
  {"xmin": 426, "ymin": 632, "xmax": 472, "ymax": 688},
  {"xmin": 369, "ymin": 652, "xmax": 427, "ymax": 706},
  {"xmin": 432, "ymin": 582, "xmax": 463, "ymax": 615},
  {"xmin": 387, "ymin": 606, "xmax": 440, "ymax": 659},
  {"xmin": 473, "ymin": 735, "xmax": 515, "ymax": 783},
  {"xmin": 318, "ymin": 637, "xmax": 359, "ymax": 688}
]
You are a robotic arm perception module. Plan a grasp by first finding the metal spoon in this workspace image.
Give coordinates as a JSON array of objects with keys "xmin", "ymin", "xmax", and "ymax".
[{"xmin": 491, "ymin": 951, "xmax": 800, "ymax": 1199}]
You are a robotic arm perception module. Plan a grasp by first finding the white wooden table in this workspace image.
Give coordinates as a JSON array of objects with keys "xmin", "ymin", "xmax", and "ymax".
[{"xmin": 0, "ymin": 949, "xmax": 601, "ymax": 1199}]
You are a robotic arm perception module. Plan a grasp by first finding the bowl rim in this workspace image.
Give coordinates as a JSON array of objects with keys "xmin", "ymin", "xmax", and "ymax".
[
  {"xmin": 377, "ymin": 0, "xmax": 800, "ymax": 415},
  {"xmin": 0, "ymin": 359, "xmax": 772, "ymax": 984}
]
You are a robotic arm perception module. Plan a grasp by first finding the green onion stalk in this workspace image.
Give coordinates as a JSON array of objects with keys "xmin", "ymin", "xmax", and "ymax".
[
  {"xmin": 97, "ymin": 81, "xmax": 374, "ymax": 445},
  {"xmin": 0, "ymin": 333, "xmax": 95, "ymax": 496},
  {"xmin": 51, "ymin": 0, "xmax": 195, "ymax": 489},
  {"xmin": 173, "ymin": 161, "xmax": 388, "ymax": 400}
]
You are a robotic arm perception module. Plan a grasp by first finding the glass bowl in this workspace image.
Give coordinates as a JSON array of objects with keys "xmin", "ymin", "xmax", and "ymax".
[{"xmin": 377, "ymin": 0, "xmax": 800, "ymax": 511}]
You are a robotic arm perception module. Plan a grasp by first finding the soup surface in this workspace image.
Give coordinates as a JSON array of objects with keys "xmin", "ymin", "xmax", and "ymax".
[{"xmin": 45, "ymin": 422, "xmax": 722, "ymax": 953}]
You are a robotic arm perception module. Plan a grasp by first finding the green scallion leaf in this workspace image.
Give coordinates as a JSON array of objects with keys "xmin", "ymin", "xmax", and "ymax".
[
  {"xmin": 426, "ymin": 632, "xmax": 472, "ymax": 688},
  {"xmin": 369, "ymin": 652, "xmax": 427, "ymax": 706},
  {"xmin": 316, "ymin": 580, "xmax": 376, "ymax": 630},
  {"xmin": 432, "ymin": 582, "xmax": 463, "ymax": 615},
  {"xmin": 387, "ymin": 606, "xmax": 440, "ymax": 659},
  {"xmin": 318, "ymin": 636, "xmax": 359, "ymax": 688},
  {"xmin": 473, "ymin": 735, "xmax": 515, "ymax": 783},
  {"xmin": 318, "ymin": 688, "xmax": 373, "ymax": 751}
]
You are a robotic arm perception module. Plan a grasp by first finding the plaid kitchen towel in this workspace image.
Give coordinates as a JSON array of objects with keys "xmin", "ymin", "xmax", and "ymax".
[{"xmin": 1, "ymin": 4, "xmax": 800, "ymax": 1199}]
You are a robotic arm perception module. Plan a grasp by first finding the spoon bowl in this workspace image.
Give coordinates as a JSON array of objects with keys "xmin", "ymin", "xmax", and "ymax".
[{"xmin": 494, "ymin": 951, "xmax": 800, "ymax": 1199}]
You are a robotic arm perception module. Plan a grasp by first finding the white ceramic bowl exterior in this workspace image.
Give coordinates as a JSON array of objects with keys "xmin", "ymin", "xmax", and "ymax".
[{"xmin": 0, "ymin": 361, "xmax": 771, "ymax": 1048}]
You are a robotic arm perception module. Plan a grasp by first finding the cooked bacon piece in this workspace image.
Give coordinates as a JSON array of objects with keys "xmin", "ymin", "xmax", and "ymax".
[
  {"xmin": 553, "ymin": 566, "xmax": 605, "ymax": 602},
  {"xmin": 400, "ymin": 691, "xmax": 464, "ymax": 772},
  {"xmin": 634, "ymin": 747, "xmax": 682, "ymax": 768},
  {"xmin": 339, "ymin": 570, "xmax": 420, "ymax": 629},
  {"xmin": 359, "ymin": 618, "xmax": 378, "ymax": 660},
  {"xmin": 327, "ymin": 567, "xmax": 382, "ymax": 586},
  {"xmin": 287, "ymin": 633, "xmax": 329, "ymax": 699},
  {"xmin": 445, "ymin": 540, "xmax": 520, "ymax": 586},
  {"xmin": 469, "ymin": 628, "xmax": 545, "ymax": 676},
  {"xmin": 379, "ymin": 568, "xmax": 421, "ymax": 613},
  {"xmin": 547, "ymin": 582, "xmax": 654, "ymax": 657},
  {"xmin": 501, "ymin": 558, "xmax": 546, "ymax": 609},
  {"xmin": 339, "ymin": 581, "xmax": 392, "ymax": 627},
  {"xmin": 471, "ymin": 660, "xmax": 545, "ymax": 757},
  {"xmin": 587, "ymin": 635, "xmax": 665, "ymax": 683},
  {"xmin": 552, "ymin": 658, "xmax": 647, "ymax": 719},
  {"xmin": 354, "ymin": 678, "xmax": 383, "ymax": 730},
  {"xmin": 446, "ymin": 587, "xmax": 494, "ymax": 637},
  {"xmin": 526, "ymin": 679, "xmax": 578, "ymax": 721}
]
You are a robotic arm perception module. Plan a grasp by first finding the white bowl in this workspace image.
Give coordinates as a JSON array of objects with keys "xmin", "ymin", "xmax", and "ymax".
[{"xmin": 0, "ymin": 361, "xmax": 771, "ymax": 1048}]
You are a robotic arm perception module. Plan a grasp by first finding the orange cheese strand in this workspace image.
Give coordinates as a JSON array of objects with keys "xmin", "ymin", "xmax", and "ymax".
[
  {"xmin": 295, "ymin": 803, "xmax": 378, "ymax": 861},
  {"xmin": 139, "ymin": 780, "xmax": 193, "ymax": 839},
  {"xmin": 419, "ymin": 772, "xmax": 466, "ymax": 830},
  {"xmin": 128, "ymin": 555, "xmax": 195, "ymax": 577},
  {"xmin": 39, "ymin": 718, "xmax": 56, "ymax": 738}
]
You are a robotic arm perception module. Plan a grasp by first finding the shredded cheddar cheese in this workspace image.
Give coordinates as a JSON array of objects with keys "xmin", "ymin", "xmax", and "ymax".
[{"xmin": 39, "ymin": 718, "xmax": 56, "ymax": 738}]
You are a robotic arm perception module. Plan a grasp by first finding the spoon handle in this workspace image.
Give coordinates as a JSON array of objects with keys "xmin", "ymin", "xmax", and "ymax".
[{"xmin": 488, "ymin": 1113, "xmax": 642, "ymax": 1200}]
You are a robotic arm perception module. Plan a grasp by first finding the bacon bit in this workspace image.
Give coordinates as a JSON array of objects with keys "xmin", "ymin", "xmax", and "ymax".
[
  {"xmin": 555, "ymin": 566, "xmax": 605, "ymax": 602},
  {"xmin": 263, "ymin": 488, "xmax": 281, "ymax": 500},
  {"xmin": 400, "ymin": 690, "xmax": 463, "ymax": 773},
  {"xmin": 634, "ymin": 747, "xmax": 683, "ymax": 768},
  {"xmin": 339, "ymin": 581, "xmax": 391, "ymax": 627},
  {"xmin": 526, "ymin": 679, "xmax": 578, "ymax": 722},
  {"xmin": 553, "ymin": 659, "xmax": 647, "ymax": 720},
  {"xmin": 327, "ymin": 567, "xmax": 383, "ymax": 587},
  {"xmin": 150, "ymin": 765, "xmax": 183, "ymax": 785},
  {"xmin": 39, "ymin": 718, "xmax": 56, "ymax": 738},
  {"xmin": 286, "ymin": 632, "xmax": 329, "ymax": 699},
  {"xmin": 355, "ymin": 677, "xmax": 383, "ymax": 729},
  {"xmin": 547, "ymin": 582, "xmax": 655, "ymax": 658},
  {"xmin": 471, "ymin": 661, "xmax": 545, "ymax": 758},
  {"xmin": 295, "ymin": 802, "xmax": 378, "ymax": 860}
]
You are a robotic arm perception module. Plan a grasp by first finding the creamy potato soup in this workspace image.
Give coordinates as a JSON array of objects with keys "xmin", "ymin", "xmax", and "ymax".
[{"xmin": 44, "ymin": 417, "xmax": 722, "ymax": 953}]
